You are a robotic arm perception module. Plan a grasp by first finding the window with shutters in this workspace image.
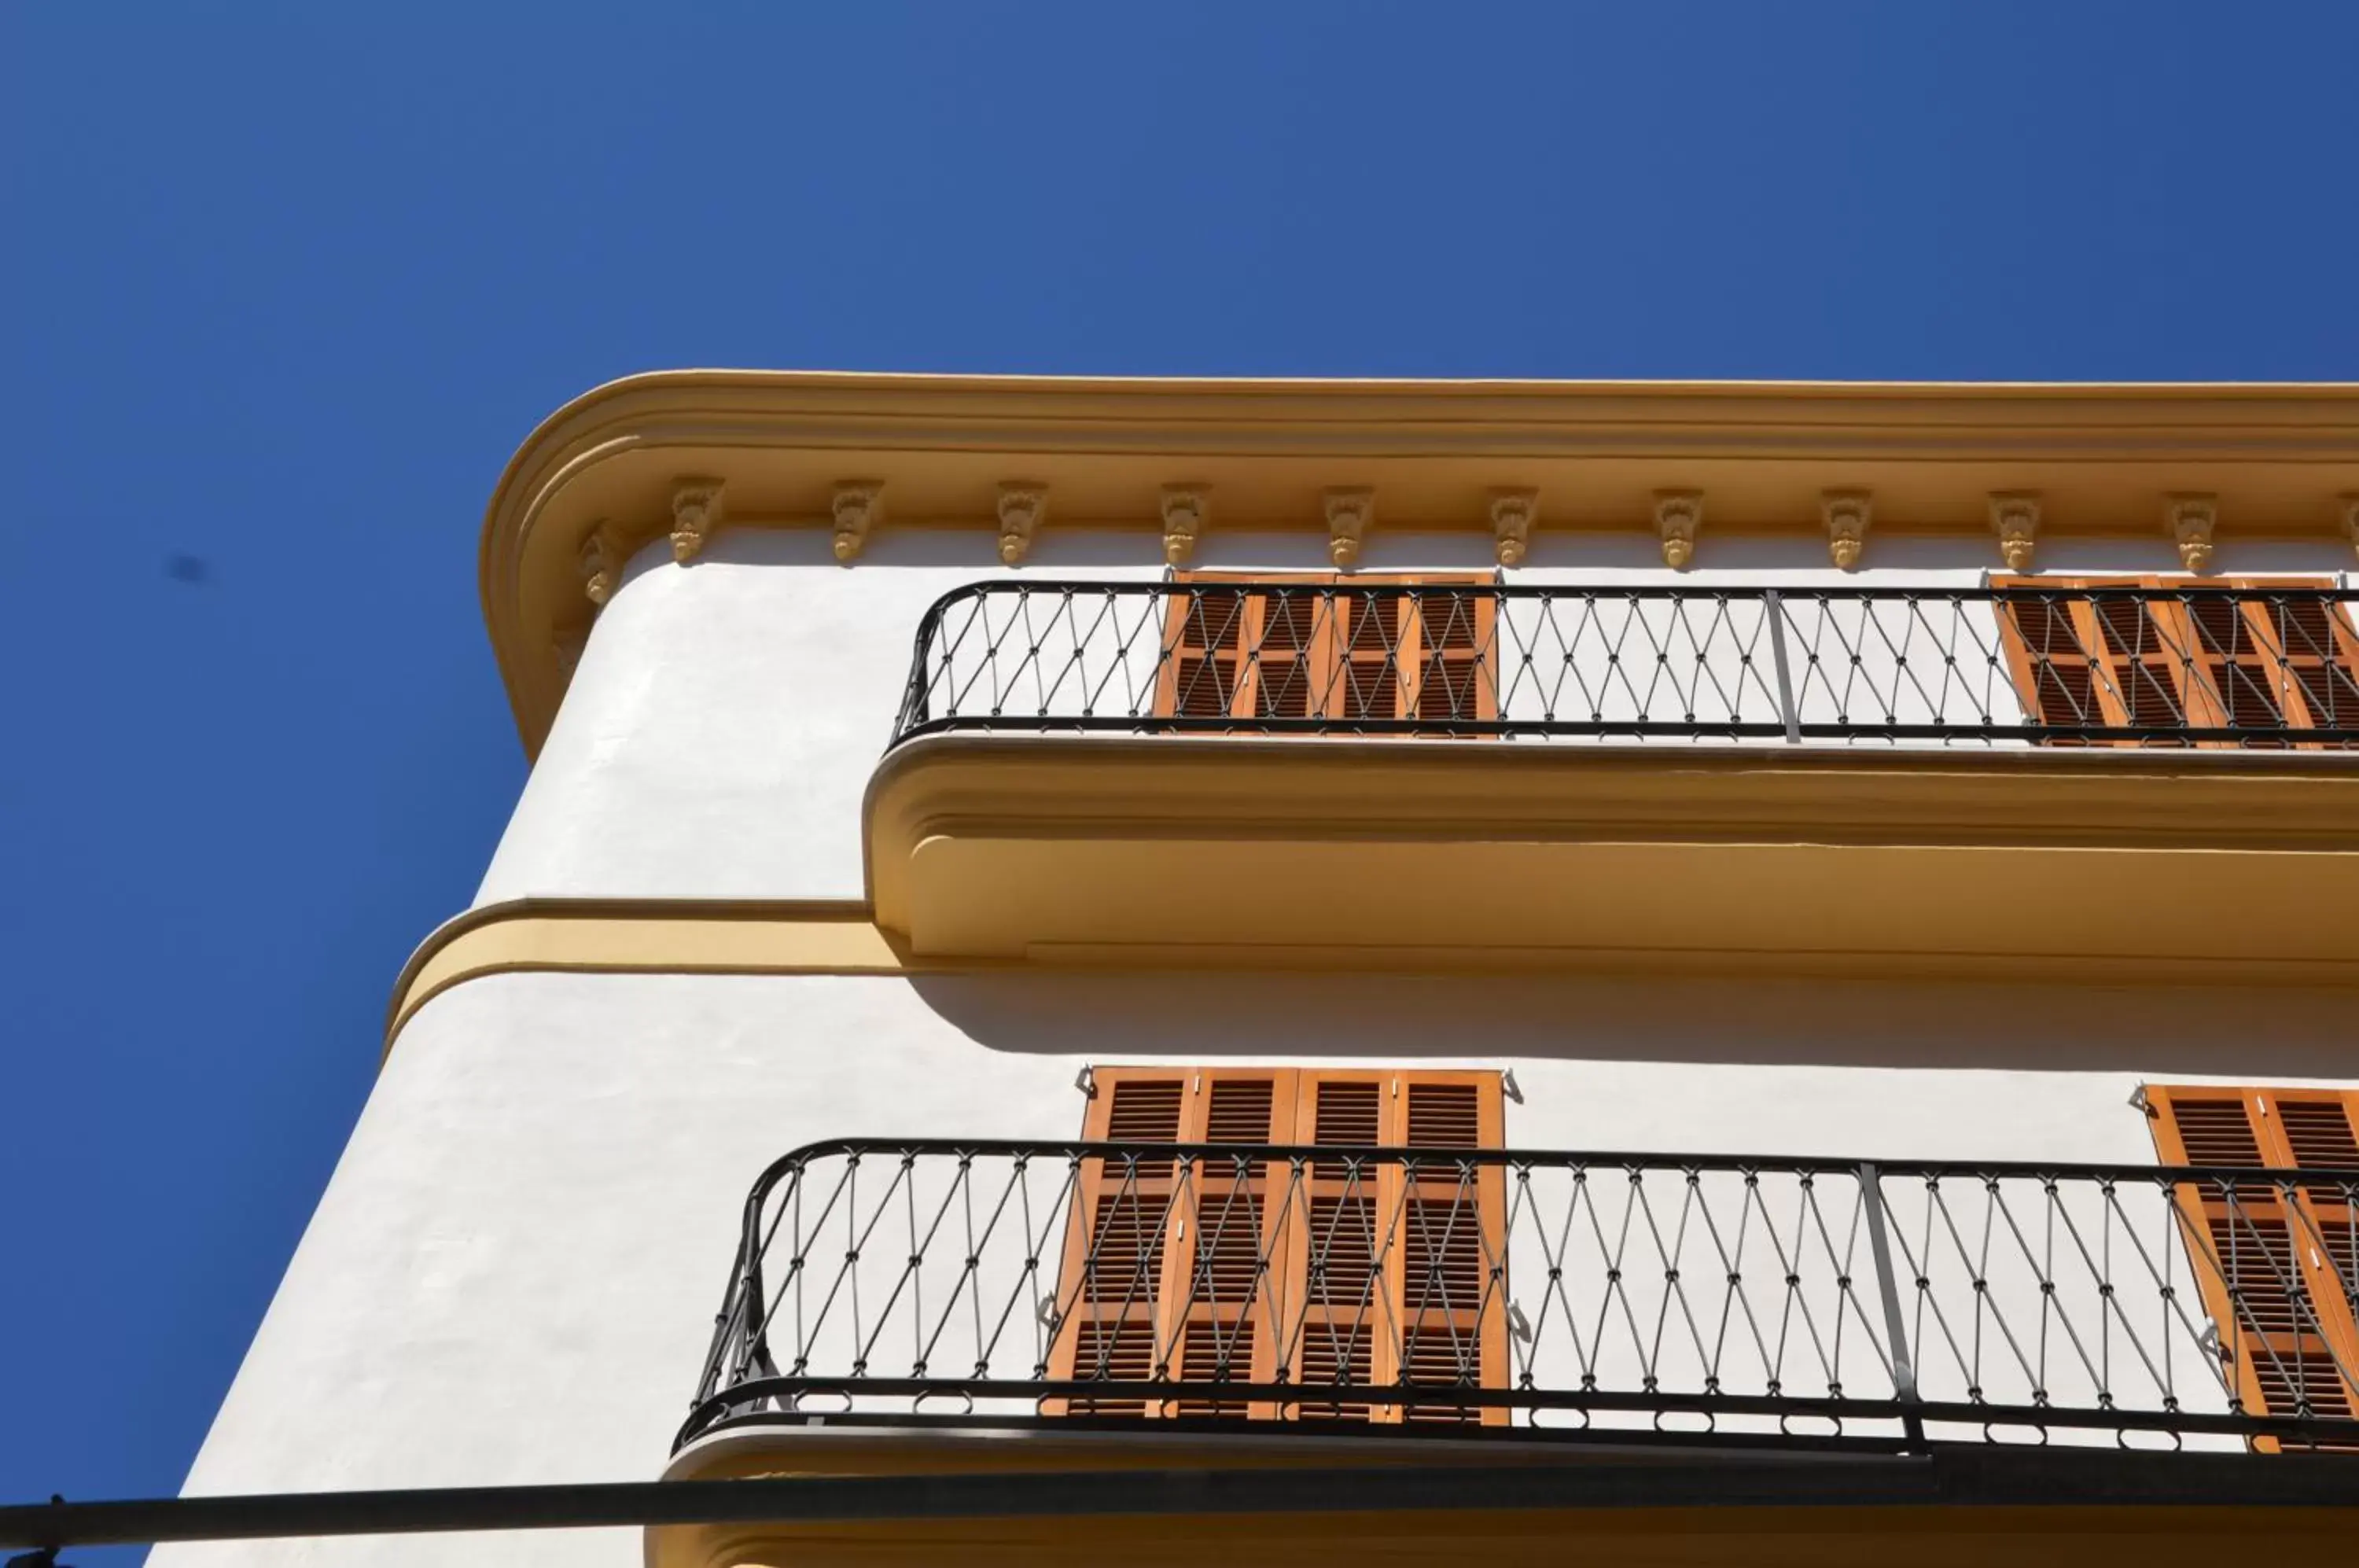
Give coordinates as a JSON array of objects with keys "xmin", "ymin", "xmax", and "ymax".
[
  {"xmin": 1155, "ymin": 573, "xmax": 1499, "ymax": 728},
  {"xmin": 1995, "ymin": 576, "xmax": 2359, "ymax": 744},
  {"xmin": 1047, "ymin": 1066, "xmax": 1507, "ymax": 1425},
  {"xmin": 2143, "ymin": 1086, "xmax": 2359, "ymax": 1447}
]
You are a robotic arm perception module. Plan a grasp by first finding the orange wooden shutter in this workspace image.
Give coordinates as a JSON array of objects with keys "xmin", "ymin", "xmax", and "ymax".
[
  {"xmin": 1327, "ymin": 576, "xmax": 1496, "ymax": 728},
  {"xmin": 1157, "ymin": 581, "xmax": 1252, "ymax": 720},
  {"xmin": 1158, "ymin": 574, "xmax": 1337, "ymax": 723},
  {"xmin": 1055, "ymin": 1066, "xmax": 1507, "ymax": 1426},
  {"xmin": 1282, "ymin": 1071, "xmax": 1392, "ymax": 1420},
  {"xmin": 1993, "ymin": 576, "xmax": 2219, "ymax": 738},
  {"xmin": 1162, "ymin": 1068, "xmax": 1298, "ymax": 1419},
  {"xmin": 1048, "ymin": 1068, "xmax": 1186, "ymax": 1415},
  {"xmin": 2175, "ymin": 589, "xmax": 2287, "ymax": 731},
  {"xmin": 2144, "ymin": 1086, "xmax": 2359, "ymax": 1445},
  {"xmin": 1396, "ymin": 1073, "xmax": 1510, "ymax": 1425},
  {"xmin": 1993, "ymin": 582, "xmax": 2126, "ymax": 736},
  {"xmin": 2228, "ymin": 580, "xmax": 2359, "ymax": 744},
  {"xmin": 1997, "ymin": 576, "xmax": 2357, "ymax": 745},
  {"xmin": 1286, "ymin": 1069, "xmax": 1507, "ymax": 1426},
  {"xmin": 1161, "ymin": 573, "xmax": 1496, "ymax": 731}
]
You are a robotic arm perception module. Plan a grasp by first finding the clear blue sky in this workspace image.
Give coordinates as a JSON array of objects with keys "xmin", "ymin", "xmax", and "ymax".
[{"xmin": 3, "ymin": 2, "xmax": 2355, "ymax": 1556}]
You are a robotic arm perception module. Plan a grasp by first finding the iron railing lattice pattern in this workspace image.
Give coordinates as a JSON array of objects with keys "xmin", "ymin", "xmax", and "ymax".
[
  {"xmin": 887, "ymin": 580, "xmax": 2359, "ymax": 748},
  {"xmin": 682, "ymin": 1141, "xmax": 2359, "ymax": 1454}
]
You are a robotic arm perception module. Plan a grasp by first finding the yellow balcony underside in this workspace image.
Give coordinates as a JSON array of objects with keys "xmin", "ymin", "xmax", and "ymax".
[
  {"xmin": 865, "ymin": 738, "xmax": 2359, "ymax": 985},
  {"xmin": 653, "ymin": 1427, "xmax": 2357, "ymax": 1568}
]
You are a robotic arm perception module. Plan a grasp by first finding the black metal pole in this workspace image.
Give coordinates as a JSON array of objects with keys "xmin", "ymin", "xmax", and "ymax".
[{"xmin": 8, "ymin": 1452, "xmax": 2359, "ymax": 1551}]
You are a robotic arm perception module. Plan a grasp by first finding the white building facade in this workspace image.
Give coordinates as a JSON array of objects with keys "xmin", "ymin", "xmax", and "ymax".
[{"xmin": 163, "ymin": 376, "xmax": 2359, "ymax": 1566}]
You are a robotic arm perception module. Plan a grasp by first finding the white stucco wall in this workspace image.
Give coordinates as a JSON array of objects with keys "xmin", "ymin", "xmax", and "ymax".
[
  {"xmin": 160, "ymin": 966, "xmax": 2359, "ymax": 1566},
  {"xmin": 163, "ymin": 531, "xmax": 2357, "ymax": 1563}
]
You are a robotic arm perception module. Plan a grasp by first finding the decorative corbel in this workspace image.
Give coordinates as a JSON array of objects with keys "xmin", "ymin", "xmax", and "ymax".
[
  {"xmin": 2165, "ymin": 494, "xmax": 2217, "ymax": 574},
  {"xmin": 1989, "ymin": 492, "xmax": 2041, "ymax": 572},
  {"xmin": 1822, "ymin": 490, "xmax": 1871, "ymax": 571},
  {"xmin": 1160, "ymin": 485, "xmax": 1209, "ymax": 565},
  {"xmin": 1654, "ymin": 491, "xmax": 1702, "ymax": 570},
  {"xmin": 832, "ymin": 481, "xmax": 884, "ymax": 562},
  {"xmin": 671, "ymin": 478, "xmax": 725, "ymax": 564},
  {"xmin": 576, "ymin": 521, "xmax": 624, "ymax": 606},
  {"xmin": 997, "ymin": 482, "xmax": 1047, "ymax": 564},
  {"xmin": 2340, "ymin": 495, "xmax": 2359, "ymax": 564},
  {"xmin": 1490, "ymin": 489, "xmax": 1538, "ymax": 566},
  {"xmin": 1324, "ymin": 488, "xmax": 1373, "ymax": 569}
]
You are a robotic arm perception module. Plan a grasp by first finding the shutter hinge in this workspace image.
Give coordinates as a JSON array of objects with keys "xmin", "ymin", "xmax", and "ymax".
[
  {"xmin": 1502, "ymin": 1069, "xmax": 1525, "ymax": 1106},
  {"xmin": 1508, "ymin": 1302, "xmax": 1533, "ymax": 1343},
  {"xmin": 1074, "ymin": 1066, "xmax": 1097, "ymax": 1099},
  {"xmin": 2126, "ymin": 1084, "xmax": 2149, "ymax": 1114}
]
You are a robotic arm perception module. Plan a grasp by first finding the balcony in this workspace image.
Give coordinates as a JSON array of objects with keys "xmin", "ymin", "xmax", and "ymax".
[
  {"xmin": 680, "ymin": 1138, "xmax": 2359, "ymax": 1456},
  {"xmin": 863, "ymin": 580, "xmax": 2359, "ymax": 979}
]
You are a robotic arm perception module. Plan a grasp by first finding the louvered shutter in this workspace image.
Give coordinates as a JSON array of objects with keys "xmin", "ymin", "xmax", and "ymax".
[
  {"xmin": 1330, "ymin": 576, "xmax": 1498, "ymax": 730},
  {"xmin": 2145, "ymin": 1086, "xmax": 2359, "ymax": 1446},
  {"xmin": 1160, "ymin": 572, "xmax": 1496, "ymax": 731},
  {"xmin": 1286, "ymin": 1069, "xmax": 1508, "ymax": 1426},
  {"xmin": 1996, "ymin": 577, "xmax": 2201, "ymax": 739},
  {"xmin": 1055, "ymin": 1066, "xmax": 1507, "ymax": 1426},
  {"xmin": 1047, "ymin": 1068, "xmax": 1297, "ymax": 1420},
  {"xmin": 1047, "ymin": 1069, "xmax": 1186, "ymax": 1415},
  {"xmin": 1163, "ymin": 1069, "xmax": 1297, "ymax": 1419},
  {"xmin": 2231, "ymin": 580, "xmax": 2359, "ymax": 743},
  {"xmin": 1397, "ymin": 1076, "xmax": 1510, "ymax": 1425},
  {"xmin": 2176, "ymin": 592, "xmax": 2284, "ymax": 731},
  {"xmin": 1997, "ymin": 576, "xmax": 2357, "ymax": 745},
  {"xmin": 1283, "ymin": 1072, "xmax": 1390, "ymax": 1420},
  {"xmin": 1158, "ymin": 583, "xmax": 1251, "ymax": 721},
  {"xmin": 1157, "ymin": 574, "xmax": 1338, "ymax": 725},
  {"xmin": 1404, "ymin": 585, "xmax": 1498, "ymax": 727},
  {"xmin": 1994, "ymin": 588, "xmax": 2116, "ymax": 734}
]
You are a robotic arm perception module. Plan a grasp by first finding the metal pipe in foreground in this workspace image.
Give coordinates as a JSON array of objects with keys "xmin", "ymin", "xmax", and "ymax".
[{"xmin": 8, "ymin": 1452, "xmax": 2359, "ymax": 1550}]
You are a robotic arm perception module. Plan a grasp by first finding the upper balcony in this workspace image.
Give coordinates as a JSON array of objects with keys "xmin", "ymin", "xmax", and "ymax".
[{"xmin": 866, "ymin": 578, "xmax": 2359, "ymax": 981}]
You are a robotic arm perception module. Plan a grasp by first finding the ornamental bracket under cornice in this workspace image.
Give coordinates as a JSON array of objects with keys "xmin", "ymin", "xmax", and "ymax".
[
  {"xmin": 1161, "ymin": 486, "xmax": 1209, "ymax": 565},
  {"xmin": 1822, "ymin": 490, "xmax": 1871, "ymax": 571},
  {"xmin": 576, "ymin": 521, "xmax": 626, "ymax": 606},
  {"xmin": 2165, "ymin": 494, "xmax": 2217, "ymax": 574},
  {"xmin": 1654, "ymin": 491, "xmax": 1702, "ymax": 570},
  {"xmin": 1989, "ymin": 492, "xmax": 2041, "ymax": 572},
  {"xmin": 671, "ymin": 478, "xmax": 726, "ymax": 564},
  {"xmin": 1490, "ymin": 489, "xmax": 1537, "ymax": 566},
  {"xmin": 1325, "ymin": 488, "xmax": 1373, "ymax": 568},
  {"xmin": 997, "ymin": 483, "xmax": 1047, "ymax": 564},
  {"xmin": 832, "ymin": 481, "xmax": 884, "ymax": 562}
]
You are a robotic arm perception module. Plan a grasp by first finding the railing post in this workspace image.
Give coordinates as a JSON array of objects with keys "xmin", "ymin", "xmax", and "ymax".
[
  {"xmin": 1857, "ymin": 1161, "xmax": 1927, "ymax": 1452},
  {"xmin": 1763, "ymin": 590, "xmax": 1801, "ymax": 744}
]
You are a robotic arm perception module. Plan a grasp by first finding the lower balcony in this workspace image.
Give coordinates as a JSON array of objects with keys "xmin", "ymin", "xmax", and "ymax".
[{"xmin": 679, "ymin": 1138, "xmax": 2359, "ymax": 1456}]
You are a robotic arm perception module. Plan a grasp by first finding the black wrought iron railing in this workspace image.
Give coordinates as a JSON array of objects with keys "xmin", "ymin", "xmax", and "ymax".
[
  {"xmin": 888, "ymin": 580, "xmax": 2359, "ymax": 748},
  {"xmin": 682, "ymin": 1140, "xmax": 2359, "ymax": 1454}
]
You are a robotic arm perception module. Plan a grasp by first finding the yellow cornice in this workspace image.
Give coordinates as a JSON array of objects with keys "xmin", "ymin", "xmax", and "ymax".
[{"xmin": 480, "ymin": 371, "xmax": 2359, "ymax": 756}]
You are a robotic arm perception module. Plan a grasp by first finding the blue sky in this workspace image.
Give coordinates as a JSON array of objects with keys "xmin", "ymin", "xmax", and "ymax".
[{"xmin": 3, "ymin": 1, "xmax": 2355, "ymax": 1555}]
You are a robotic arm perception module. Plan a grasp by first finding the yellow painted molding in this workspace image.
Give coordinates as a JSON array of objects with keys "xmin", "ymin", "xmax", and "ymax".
[
  {"xmin": 384, "ymin": 898, "xmax": 927, "ymax": 1054},
  {"xmin": 866, "ymin": 736, "xmax": 2359, "ymax": 983},
  {"xmin": 480, "ymin": 372, "xmax": 2359, "ymax": 756},
  {"xmin": 652, "ymin": 1430, "xmax": 2358, "ymax": 1568}
]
